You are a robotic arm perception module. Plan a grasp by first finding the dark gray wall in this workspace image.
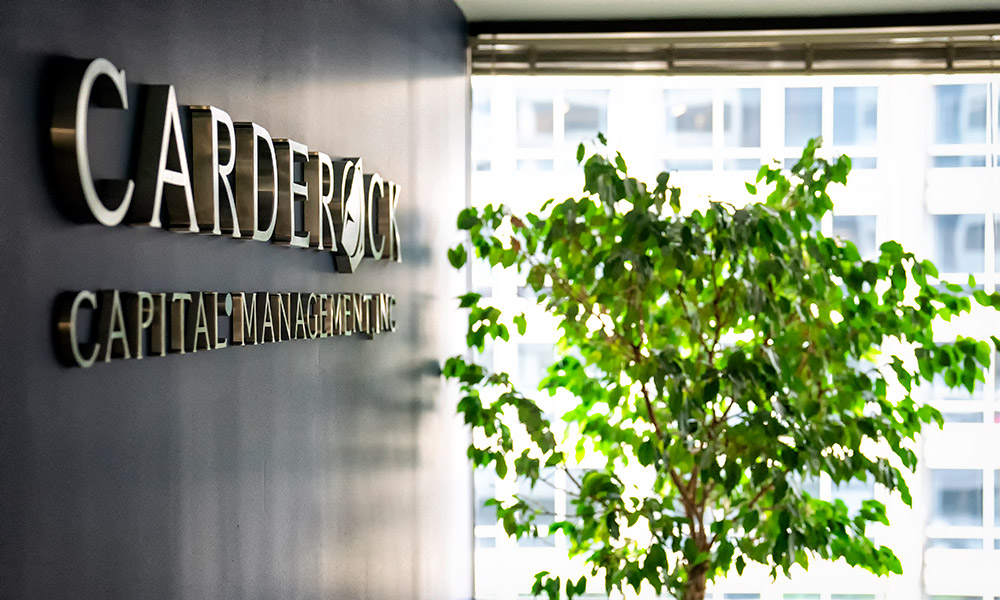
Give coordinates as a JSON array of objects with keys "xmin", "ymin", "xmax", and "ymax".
[{"xmin": 0, "ymin": 1, "xmax": 471, "ymax": 599}]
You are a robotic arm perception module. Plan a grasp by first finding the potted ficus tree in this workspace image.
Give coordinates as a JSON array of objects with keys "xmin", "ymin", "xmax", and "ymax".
[{"xmin": 444, "ymin": 138, "xmax": 1000, "ymax": 600}]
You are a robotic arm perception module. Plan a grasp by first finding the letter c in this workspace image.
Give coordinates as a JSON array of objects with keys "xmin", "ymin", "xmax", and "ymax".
[
  {"xmin": 56, "ymin": 290, "xmax": 101, "ymax": 368},
  {"xmin": 51, "ymin": 58, "xmax": 134, "ymax": 226}
]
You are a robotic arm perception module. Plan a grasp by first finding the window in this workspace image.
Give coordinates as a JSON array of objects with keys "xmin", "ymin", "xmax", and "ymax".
[
  {"xmin": 475, "ymin": 468, "xmax": 498, "ymax": 548},
  {"xmin": 473, "ymin": 88, "xmax": 493, "ymax": 172},
  {"xmin": 563, "ymin": 89, "xmax": 608, "ymax": 157},
  {"xmin": 994, "ymin": 470, "xmax": 999, "ymax": 527},
  {"xmin": 934, "ymin": 84, "xmax": 987, "ymax": 142},
  {"xmin": 471, "ymin": 72, "xmax": 1000, "ymax": 600},
  {"xmin": 516, "ymin": 90, "xmax": 554, "ymax": 149},
  {"xmin": 929, "ymin": 469, "xmax": 983, "ymax": 527},
  {"xmin": 931, "ymin": 83, "xmax": 992, "ymax": 169},
  {"xmin": 833, "ymin": 87, "xmax": 878, "ymax": 146},
  {"xmin": 926, "ymin": 538, "xmax": 983, "ymax": 549},
  {"xmin": 724, "ymin": 88, "xmax": 761, "ymax": 148},
  {"xmin": 785, "ymin": 87, "xmax": 822, "ymax": 148},
  {"xmin": 663, "ymin": 88, "xmax": 714, "ymax": 171},
  {"xmin": 929, "ymin": 214, "xmax": 986, "ymax": 274}
]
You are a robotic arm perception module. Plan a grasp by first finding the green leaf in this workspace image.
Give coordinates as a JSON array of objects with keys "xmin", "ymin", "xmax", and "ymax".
[
  {"xmin": 756, "ymin": 164, "xmax": 769, "ymax": 183},
  {"xmin": 745, "ymin": 182, "xmax": 757, "ymax": 195},
  {"xmin": 457, "ymin": 208, "xmax": 479, "ymax": 230},
  {"xmin": 976, "ymin": 340, "xmax": 991, "ymax": 367},
  {"xmin": 577, "ymin": 143, "xmax": 585, "ymax": 163},
  {"xmin": 448, "ymin": 245, "xmax": 467, "ymax": 268},
  {"xmin": 513, "ymin": 313, "xmax": 527, "ymax": 336},
  {"xmin": 614, "ymin": 152, "xmax": 628, "ymax": 173}
]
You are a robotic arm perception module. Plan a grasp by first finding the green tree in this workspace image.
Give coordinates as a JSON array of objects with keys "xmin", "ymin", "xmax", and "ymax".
[{"xmin": 444, "ymin": 139, "xmax": 1000, "ymax": 600}]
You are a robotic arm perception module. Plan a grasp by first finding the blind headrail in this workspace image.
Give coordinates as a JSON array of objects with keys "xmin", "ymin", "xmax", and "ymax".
[{"xmin": 471, "ymin": 24, "xmax": 1000, "ymax": 75}]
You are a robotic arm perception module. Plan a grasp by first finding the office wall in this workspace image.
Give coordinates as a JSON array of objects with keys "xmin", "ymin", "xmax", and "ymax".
[{"xmin": 0, "ymin": 1, "xmax": 471, "ymax": 598}]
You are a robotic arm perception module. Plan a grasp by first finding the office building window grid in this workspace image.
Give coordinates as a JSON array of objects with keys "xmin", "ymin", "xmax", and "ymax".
[{"xmin": 469, "ymin": 74, "xmax": 1000, "ymax": 600}]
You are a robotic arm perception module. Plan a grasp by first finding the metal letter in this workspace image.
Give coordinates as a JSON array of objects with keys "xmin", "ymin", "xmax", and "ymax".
[
  {"xmin": 232, "ymin": 292, "xmax": 257, "ymax": 345},
  {"xmin": 305, "ymin": 152, "xmax": 335, "ymax": 251},
  {"xmin": 258, "ymin": 292, "xmax": 276, "ymax": 343},
  {"xmin": 151, "ymin": 293, "xmax": 168, "ymax": 356},
  {"xmin": 189, "ymin": 106, "xmax": 239, "ymax": 236},
  {"xmin": 363, "ymin": 174, "xmax": 386, "ymax": 259},
  {"xmin": 332, "ymin": 158, "xmax": 365, "ymax": 272},
  {"xmin": 234, "ymin": 123, "xmax": 278, "ymax": 242},
  {"xmin": 56, "ymin": 290, "xmax": 101, "ymax": 368},
  {"xmin": 351, "ymin": 293, "xmax": 366, "ymax": 336},
  {"xmin": 293, "ymin": 294, "xmax": 308, "ymax": 340},
  {"xmin": 383, "ymin": 181, "xmax": 402, "ymax": 262},
  {"xmin": 131, "ymin": 85, "xmax": 198, "ymax": 231},
  {"xmin": 378, "ymin": 294, "xmax": 391, "ymax": 333},
  {"xmin": 211, "ymin": 292, "xmax": 232, "ymax": 349},
  {"xmin": 305, "ymin": 293, "xmax": 319, "ymax": 339},
  {"xmin": 186, "ymin": 292, "xmax": 212, "ymax": 352},
  {"xmin": 98, "ymin": 290, "xmax": 131, "ymax": 361},
  {"xmin": 170, "ymin": 293, "xmax": 193, "ymax": 353},
  {"xmin": 51, "ymin": 58, "xmax": 134, "ymax": 226},
  {"xmin": 274, "ymin": 140, "xmax": 311, "ymax": 248},
  {"xmin": 319, "ymin": 294, "xmax": 333, "ymax": 338},
  {"xmin": 123, "ymin": 291, "xmax": 155, "ymax": 359}
]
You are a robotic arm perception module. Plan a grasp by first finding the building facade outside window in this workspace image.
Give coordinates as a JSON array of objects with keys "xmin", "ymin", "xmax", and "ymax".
[{"xmin": 470, "ymin": 73, "xmax": 1000, "ymax": 600}]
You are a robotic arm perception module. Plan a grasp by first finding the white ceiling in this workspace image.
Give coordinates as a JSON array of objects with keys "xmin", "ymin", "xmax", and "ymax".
[{"xmin": 454, "ymin": 0, "xmax": 999, "ymax": 23}]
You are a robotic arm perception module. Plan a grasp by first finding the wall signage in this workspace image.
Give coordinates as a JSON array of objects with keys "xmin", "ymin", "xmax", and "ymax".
[{"xmin": 51, "ymin": 57, "xmax": 401, "ymax": 368}]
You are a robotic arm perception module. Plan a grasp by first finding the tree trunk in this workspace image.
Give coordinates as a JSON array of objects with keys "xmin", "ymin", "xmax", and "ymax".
[{"xmin": 682, "ymin": 563, "xmax": 707, "ymax": 600}]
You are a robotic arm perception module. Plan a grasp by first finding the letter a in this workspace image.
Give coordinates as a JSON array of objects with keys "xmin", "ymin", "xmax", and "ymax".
[{"xmin": 130, "ymin": 85, "xmax": 198, "ymax": 231}]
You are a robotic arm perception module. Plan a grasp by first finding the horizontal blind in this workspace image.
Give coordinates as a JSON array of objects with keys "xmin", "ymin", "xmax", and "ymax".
[{"xmin": 471, "ymin": 24, "xmax": 1000, "ymax": 76}]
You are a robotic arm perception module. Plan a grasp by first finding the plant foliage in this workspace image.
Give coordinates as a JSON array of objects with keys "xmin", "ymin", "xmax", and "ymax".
[{"xmin": 444, "ymin": 139, "xmax": 1000, "ymax": 600}]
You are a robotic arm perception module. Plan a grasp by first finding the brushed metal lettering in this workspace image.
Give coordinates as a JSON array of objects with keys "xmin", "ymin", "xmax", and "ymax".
[
  {"xmin": 363, "ymin": 174, "xmax": 386, "ymax": 260},
  {"xmin": 316, "ymin": 294, "xmax": 330, "ymax": 339},
  {"xmin": 211, "ymin": 292, "xmax": 232, "ymax": 349},
  {"xmin": 123, "ymin": 291, "xmax": 156, "ymax": 359},
  {"xmin": 169, "ymin": 293, "xmax": 193, "ymax": 353},
  {"xmin": 384, "ymin": 181, "xmax": 402, "ymax": 262},
  {"xmin": 332, "ymin": 158, "xmax": 365, "ymax": 272},
  {"xmin": 187, "ymin": 292, "xmax": 212, "ymax": 352},
  {"xmin": 131, "ymin": 85, "xmax": 198, "ymax": 231},
  {"xmin": 293, "ymin": 294, "xmax": 308, "ymax": 340},
  {"xmin": 232, "ymin": 292, "xmax": 257, "ymax": 345},
  {"xmin": 258, "ymin": 292, "xmax": 276, "ymax": 343},
  {"xmin": 234, "ymin": 123, "xmax": 278, "ymax": 241},
  {"xmin": 189, "ymin": 106, "xmax": 239, "ymax": 236},
  {"xmin": 274, "ymin": 139, "xmax": 311, "ymax": 248},
  {"xmin": 377, "ymin": 293, "xmax": 390, "ymax": 333},
  {"xmin": 305, "ymin": 293, "xmax": 319, "ymax": 339},
  {"xmin": 351, "ymin": 293, "xmax": 366, "ymax": 336},
  {"xmin": 97, "ymin": 290, "xmax": 131, "ymax": 361},
  {"xmin": 57, "ymin": 290, "xmax": 101, "ymax": 368},
  {"xmin": 151, "ymin": 293, "xmax": 168, "ymax": 356},
  {"xmin": 305, "ymin": 152, "xmax": 336, "ymax": 251},
  {"xmin": 51, "ymin": 58, "xmax": 134, "ymax": 226}
]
